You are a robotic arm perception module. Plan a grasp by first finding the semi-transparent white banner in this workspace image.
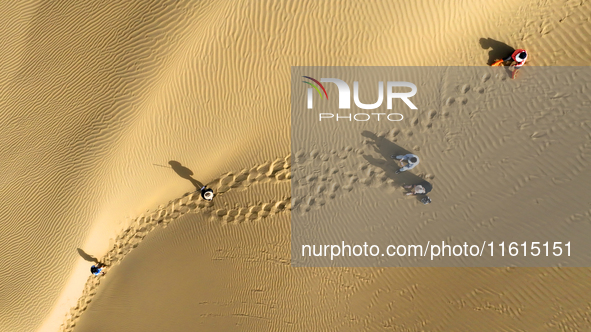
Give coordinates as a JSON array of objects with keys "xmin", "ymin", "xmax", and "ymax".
[{"xmin": 291, "ymin": 66, "xmax": 591, "ymax": 267}]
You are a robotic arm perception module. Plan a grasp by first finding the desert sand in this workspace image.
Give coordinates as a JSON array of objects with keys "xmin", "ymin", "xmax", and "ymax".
[{"xmin": 0, "ymin": 0, "xmax": 589, "ymax": 331}]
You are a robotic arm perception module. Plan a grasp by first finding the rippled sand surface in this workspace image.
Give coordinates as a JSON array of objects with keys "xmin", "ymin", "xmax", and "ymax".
[{"xmin": 0, "ymin": 1, "xmax": 590, "ymax": 331}]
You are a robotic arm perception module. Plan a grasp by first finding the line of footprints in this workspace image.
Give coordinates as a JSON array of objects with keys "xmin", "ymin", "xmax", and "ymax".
[{"xmin": 60, "ymin": 155, "xmax": 292, "ymax": 331}]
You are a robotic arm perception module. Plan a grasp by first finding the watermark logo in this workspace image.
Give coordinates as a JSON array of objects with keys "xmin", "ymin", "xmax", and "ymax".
[
  {"xmin": 302, "ymin": 76, "xmax": 328, "ymax": 108},
  {"xmin": 303, "ymin": 77, "xmax": 418, "ymax": 121}
]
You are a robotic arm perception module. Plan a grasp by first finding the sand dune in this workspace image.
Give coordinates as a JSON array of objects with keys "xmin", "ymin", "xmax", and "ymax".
[
  {"xmin": 0, "ymin": 0, "xmax": 589, "ymax": 331},
  {"xmin": 290, "ymin": 66, "xmax": 591, "ymax": 267},
  {"xmin": 73, "ymin": 213, "xmax": 591, "ymax": 331}
]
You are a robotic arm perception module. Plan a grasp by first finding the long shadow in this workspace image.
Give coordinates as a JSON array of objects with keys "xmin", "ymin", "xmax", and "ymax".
[
  {"xmin": 168, "ymin": 160, "xmax": 204, "ymax": 190},
  {"xmin": 479, "ymin": 38, "xmax": 515, "ymax": 65},
  {"xmin": 361, "ymin": 131, "xmax": 432, "ymax": 202},
  {"xmin": 77, "ymin": 248, "xmax": 99, "ymax": 263}
]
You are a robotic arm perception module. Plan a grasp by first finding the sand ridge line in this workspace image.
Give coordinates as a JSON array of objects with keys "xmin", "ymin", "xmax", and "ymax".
[{"xmin": 59, "ymin": 155, "xmax": 291, "ymax": 332}]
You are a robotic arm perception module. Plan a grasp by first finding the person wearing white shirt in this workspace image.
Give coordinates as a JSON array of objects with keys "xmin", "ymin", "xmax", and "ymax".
[
  {"xmin": 391, "ymin": 153, "xmax": 419, "ymax": 173},
  {"xmin": 403, "ymin": 184, "xmax": 426, "ymax": 196}
]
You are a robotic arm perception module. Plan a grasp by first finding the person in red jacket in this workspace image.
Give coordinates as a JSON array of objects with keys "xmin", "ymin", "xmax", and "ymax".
[{"xmin": 504, "ymin": 49, "xmax": 528, "ymax": 79}]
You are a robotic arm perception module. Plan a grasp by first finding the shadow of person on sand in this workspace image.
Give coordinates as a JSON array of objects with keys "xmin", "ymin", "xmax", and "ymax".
[
  {"xmin": 168, "ymin": 161, "xmax": 204, "ymax": 190},
  {"xmin": 479, "ymin": 38, "xmax": 515, "ymax": 65},
  {"xmin": 361, "ymin": 131, "xmax": 432, "ymax": 203},
  {"xmin": 77, "ymin": 248, "xmax": 99, "ymax": 263}
]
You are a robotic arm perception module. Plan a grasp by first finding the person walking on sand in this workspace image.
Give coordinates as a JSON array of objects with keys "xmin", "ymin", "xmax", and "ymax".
[
  {"xmin": 504, "ymin": 49, "xmax": 528, "ymax": 79},
  {"xmin": 391, "ymin": 153, "xmax": 420, "ymax": 173},
  {"xmin": 200, "ymin": 186, "xmax": 214, "ymax": 201},
  {"xmin": 403, "ymin": 184, "xmax": 426, "ymax": 196},
  {"xmin": 90, "ymin": 263, "xmax": 107, "ymax": 276}
]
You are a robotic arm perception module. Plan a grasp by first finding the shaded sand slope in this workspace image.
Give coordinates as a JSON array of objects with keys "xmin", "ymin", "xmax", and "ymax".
[
  {"xmin": 62, "ymin": 158, "xmax": 292, "ymax": 331},
  {"xmin": 72, "ymin": 65, "xmax": 591, "ymax": 329},
  {"xmin": 0, "ymin": 2, "xmax": 197, "ymax": 331},
  {"xmin": 74, "ymin": 212, "xmax": 591, "ymax": 331},
  {"xmin": 0, "ymin": 0, "xmax": 589, "ymax": 331}
]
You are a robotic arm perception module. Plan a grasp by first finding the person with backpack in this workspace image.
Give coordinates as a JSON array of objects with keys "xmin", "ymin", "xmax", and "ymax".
[{"xmin": 504, "ymin": 49, "xmax": 528, "ymax": 79}]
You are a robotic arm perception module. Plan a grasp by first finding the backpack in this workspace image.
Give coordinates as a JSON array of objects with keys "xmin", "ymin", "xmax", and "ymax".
[{"xmin": 420, "ymin": 196, "xmax": 431, "ymax": 205}]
